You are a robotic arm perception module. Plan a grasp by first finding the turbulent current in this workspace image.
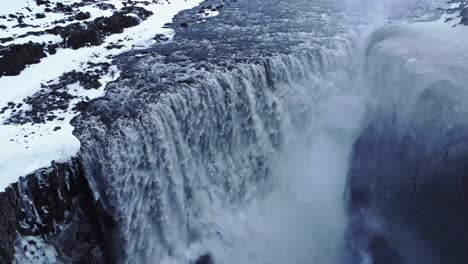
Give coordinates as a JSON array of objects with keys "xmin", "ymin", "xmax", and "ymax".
[{"xmin": 62, "ymin": 0, "xmax": 468, "ymax": 263}]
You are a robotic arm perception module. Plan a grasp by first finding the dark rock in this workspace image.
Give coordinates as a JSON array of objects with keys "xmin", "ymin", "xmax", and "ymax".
[
  {"xmin": 94, "ymin": 13, "xmax": 140, "ymax": 34},
  {"xmin": 73, "ymin": 101, "xmax": 89, "ymax": 112},
  {"xmin": 346, "ymin": 100, "xmax": 468, "ymax": 263},
  {"xmin": 153, "ymin": 34, "xmax": 170, "ymax": 42},
  {"xmin": 75, "ymin": 11, "xmax": 91, "ymax": 21},
  {"xmin": 5, "ymin": 64, "xmax": 110, "ymax": 125},
  {"xmin": 66, "ymin": 29, "xmax": 100, "ymax": 49},
  {"xmin": 16, "ymin": 23, "xmax": 30, "ymax": 28},
  {"xmin": 35, "ymin": 0, "xmax": 49, "ymax": 5},
  {"xmin": 0, "ymin": 190, "xmax": 19, "ymax": 264},
  {"xmin": 105, "ymin": 42, "xmax": 124, "ymax": 50},
  {"xmin": 460, "ymin": 8, "xmax": 468, "ymax": 25},
  {"xmin": 181, "ymin": 22, "xmax": 189, "ymax": 28},
  {"xmin": 120, "ymin": 6, "xmax": 153, "ymax": 19},
  {"xmin": 79, "ymin": 246, "xmax": 104, "ymax": 263},
  {"xmin": 17, "ymin": 15, "xmax": 24, "ymax": 24},
  {"xmin": 49, "ymin": 7, "xmax": 152, "ymax": 51},
  {"xmin": 0, "ymin": 43, "xmax": 46, "ymax": 77},
  {"xmin": 47, "ymin": 43, "xmax": 59, "ymax": 55},
  {"xmin": 0, "ymin": 159, "xmax": 116, "ymax": 263},
  {"xmin": 195, "ymin": 253, "xmax": 214, "ymax": 264},
  {"xmin": 367, "ymin": 235, "xmax": 403, "ymax": 264},
  {"xmin": 0, "ymin": 37, "xmax": 14, "ymax": 43},
  {"xmin": 55, "ymin": 2, "xmax": 73, "ymax": 13},
  {"xmin": 96, "ymin": 3, "xmax": 115, "ymax": 11},
  {"xmin": 35, "ymin": 13, "xmax": 46, "ymax": 19}
]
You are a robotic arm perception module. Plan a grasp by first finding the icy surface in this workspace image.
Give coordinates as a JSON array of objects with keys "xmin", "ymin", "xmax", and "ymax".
[{"xmin": 0, "ymin": 0, "xmax": 205, "ymax": 191}]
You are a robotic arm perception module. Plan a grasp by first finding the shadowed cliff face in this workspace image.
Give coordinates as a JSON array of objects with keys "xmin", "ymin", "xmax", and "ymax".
[
  {"xmin": 0, "ymin": 159, "xmax": 114, "ymax": 264},
  {"xmin": 347, "ymin": 106, "xmax": 468, "ymax": 264},
  {"xmin": 345, "ymin": 23, "xmax": 468, "ymax": 264}
]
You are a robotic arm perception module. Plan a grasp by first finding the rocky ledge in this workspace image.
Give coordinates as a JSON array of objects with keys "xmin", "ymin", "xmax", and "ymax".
[{"xmin": 0, "ymin": 159, "xmax": 114, "ymax": 264}]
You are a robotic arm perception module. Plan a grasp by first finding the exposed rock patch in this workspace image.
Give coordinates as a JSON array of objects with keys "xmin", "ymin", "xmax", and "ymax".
[
  {"xmin": 0, "ymin": 43, "xmax": 46, "ymax": 77},
  {"xmin": 65, "ymin": 28, "xmax": 100, "ymax": 49},
  {"xmin": 75, "ymin": 11, "xmax": 91, "ymax": 21},
  {"xmin": 0, "ymin": 5, "xmax": 152, "ymax": 76},
  {"xmin": 5, "ymin": 62, "xmax": 112, "ymax": 125}
]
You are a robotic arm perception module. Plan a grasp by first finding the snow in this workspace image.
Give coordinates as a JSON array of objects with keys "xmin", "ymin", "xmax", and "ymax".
[
  {"xmin": 0, "ymin": 0, "xmax": 206, "ymax": 191},
  {"xmin": 1, "ymin": 0, "xmax": 30, "ymax": 16},
  {"xmin": 0, "ymin": 0, "xmax": 154, "ymax": 41},
  {"xmin": 448, "ymin": 2, "xmax": 462, "ymax": 9},
  {"xmin": 200, "ymin": 9, "xmax": 220, "ymax": 18},
  {"xmin": 0, "ymin": 68, "xmax": 117, "ymax": 188},
  {"xmin": 0, "ymin": 122, "xmax": 79, "ymax": 180}
]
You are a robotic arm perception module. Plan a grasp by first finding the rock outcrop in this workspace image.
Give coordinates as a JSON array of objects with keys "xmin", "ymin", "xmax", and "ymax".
[
  {"xmin": 0, "ymin": 43, "xmax": 46, "ymax": 77},
  {"xmin": 0, "ymin": 159, "xmax": 114, "ymax": 264}
]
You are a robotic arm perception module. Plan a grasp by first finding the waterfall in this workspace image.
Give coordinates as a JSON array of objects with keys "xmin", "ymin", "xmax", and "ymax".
[{"xmin": 75, "ymin": 32, "xmax": 363, "ymax": 263}]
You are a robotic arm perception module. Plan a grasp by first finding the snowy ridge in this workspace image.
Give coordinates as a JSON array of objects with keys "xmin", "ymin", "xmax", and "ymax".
[{"xmin": 0, "ymin": 0, "xmax": 211, "ymax": 191}]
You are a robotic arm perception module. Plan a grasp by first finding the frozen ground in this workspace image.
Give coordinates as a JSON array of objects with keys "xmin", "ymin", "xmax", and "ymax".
[{"xmin": 0, "ymin": 0, "xmax": 219, "ymax": 191}]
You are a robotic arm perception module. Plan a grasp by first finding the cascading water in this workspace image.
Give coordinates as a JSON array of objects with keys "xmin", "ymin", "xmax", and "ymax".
[
  {"xmin": 64, "ymin": 0, "xmax": 468, "ymax": 263},
  {"xmin": 79, "ymin": 44, "xmax": 360, "ymax": 263}
]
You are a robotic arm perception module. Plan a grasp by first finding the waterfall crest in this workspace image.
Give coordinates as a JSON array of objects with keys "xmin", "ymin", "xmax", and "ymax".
[{"xmin": 77, "ymin": 39, "xmax": 359, "ymax": 262}]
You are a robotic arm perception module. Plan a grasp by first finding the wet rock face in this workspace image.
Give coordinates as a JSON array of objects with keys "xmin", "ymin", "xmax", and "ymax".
[
  {"xmin": 0, "ymin": 159, "xmax": 115, "ymax": 264},
  {"xmin": 461, "ymin": 7, "xmax": 468, "ymax": 24},
  {"xmin": 346, "ymin": 110, "xmax": 468, "ymax": 264},
  {"xmin": 0, "ymin": 43, "xmax": 46, "ymax": 77},
  {"xmin": 0, "ymin": 190, "xmax": 18, "ymax": 263}
]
